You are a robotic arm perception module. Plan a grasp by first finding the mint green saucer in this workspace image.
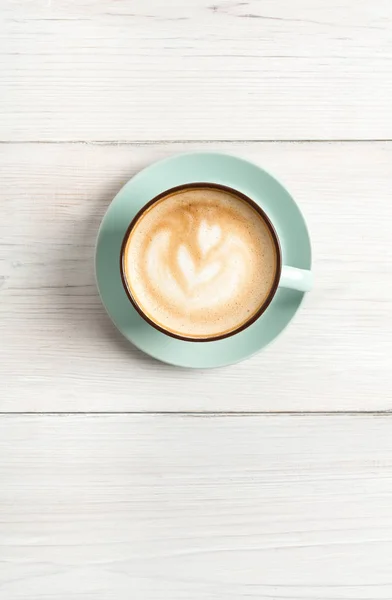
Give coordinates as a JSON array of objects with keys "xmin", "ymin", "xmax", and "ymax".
[{"xmin": 95, "ymin": 152, "xmax": 311, "ymax": 368}]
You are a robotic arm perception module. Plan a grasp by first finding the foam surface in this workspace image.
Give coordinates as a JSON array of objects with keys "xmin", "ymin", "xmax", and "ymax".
[{"xmin": 123, "ymin": 187, "xmax": 278, "ymax": 339}]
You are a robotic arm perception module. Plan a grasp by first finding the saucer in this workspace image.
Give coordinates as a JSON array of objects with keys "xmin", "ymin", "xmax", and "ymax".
[{"xmin": 95, "ymin": 152, "xmax": 312, "ymax": 368}]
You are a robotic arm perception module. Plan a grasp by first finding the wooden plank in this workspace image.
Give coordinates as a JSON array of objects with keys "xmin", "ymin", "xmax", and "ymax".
[
  {"xmin": 1, "ymin": 414, "xmax": 392, "ymax": 599},
  {"xmin": 1, "ymin": 0, "xmax": 392, "ymax": 141},
  {"xmin": 1, "ymin": 141, "xmax": 391, "ymax": 412}
]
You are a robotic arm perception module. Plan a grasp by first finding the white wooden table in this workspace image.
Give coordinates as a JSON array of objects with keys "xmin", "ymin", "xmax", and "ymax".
[{"xmin": 1, "ymin": 1, "xmax": 392, "ymax": 598}]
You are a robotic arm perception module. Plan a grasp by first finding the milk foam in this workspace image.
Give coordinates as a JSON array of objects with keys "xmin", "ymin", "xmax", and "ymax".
[{"xmin": 123, "ymin": 187, "xmax": 278, "ymax": 339}]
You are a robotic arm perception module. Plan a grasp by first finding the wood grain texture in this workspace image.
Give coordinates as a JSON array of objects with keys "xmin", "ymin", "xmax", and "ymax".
[
  {"xmin": 2, "ymin": 0, "xmax": 392, "ymax": 141},
  {"xmin": 1, "ymin": 414, "xmax": 392, "ymax": 599},
  {"xmin": 1, "ymin": 1, "xmax": 391, "ymax": 597},
  {"xmin": 1, "ymin": 142, "xmax": 391, "ymax": 412}
]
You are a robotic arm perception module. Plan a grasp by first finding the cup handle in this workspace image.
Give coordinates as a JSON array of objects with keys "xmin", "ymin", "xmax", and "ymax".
[{"xmin": 279, "ymin": 265, "xmax": 313, "ymax": 292}]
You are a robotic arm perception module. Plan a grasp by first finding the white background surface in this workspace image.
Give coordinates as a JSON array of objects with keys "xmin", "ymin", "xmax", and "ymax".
[{"xmin": 1, "ymin": 1, "xmax": 392, "ymax": 598}]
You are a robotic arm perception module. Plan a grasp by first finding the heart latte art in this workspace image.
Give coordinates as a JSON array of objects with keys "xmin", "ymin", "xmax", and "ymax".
[{"xmin": 123, "ymin": 187, "xmax": 278, "ymax": 339}]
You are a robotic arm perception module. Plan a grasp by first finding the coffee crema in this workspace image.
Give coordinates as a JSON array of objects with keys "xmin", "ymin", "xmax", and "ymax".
[{"xmin": 122, "ymin": 186, "xmax": 279, "ymax": 339}]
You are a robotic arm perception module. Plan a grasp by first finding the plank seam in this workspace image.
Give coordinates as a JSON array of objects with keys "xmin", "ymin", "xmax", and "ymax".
[
  {"xmin": 1, "ymin": 411, "xmax": 392, "ymax": 416},
  {"xmin": 1, "ymin": 139, "xmax": 392, "ymax": 145}
]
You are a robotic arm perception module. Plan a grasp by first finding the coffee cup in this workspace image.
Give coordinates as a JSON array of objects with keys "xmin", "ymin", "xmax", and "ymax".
[{"xmin": 120, "ymin": 183, "xmax": 312, "ymax": 342}]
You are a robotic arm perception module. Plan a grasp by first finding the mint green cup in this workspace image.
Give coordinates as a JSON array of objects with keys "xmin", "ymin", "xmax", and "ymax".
[{"xmin": 119, "ymin": 182, "xmax": 312, "ymax": 343}]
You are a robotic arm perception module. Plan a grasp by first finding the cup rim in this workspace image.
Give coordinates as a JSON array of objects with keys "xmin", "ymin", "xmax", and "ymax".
[{"xmin": 119, "ymin": 182, "xmax": 282, "ymax": 342}]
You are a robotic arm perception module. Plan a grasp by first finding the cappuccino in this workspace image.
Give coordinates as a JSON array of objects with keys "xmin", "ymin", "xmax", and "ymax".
[{"xmin": 122, "ymin": 186, "xmax": 278, "ymax": 339}]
